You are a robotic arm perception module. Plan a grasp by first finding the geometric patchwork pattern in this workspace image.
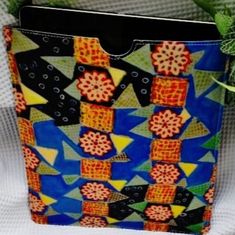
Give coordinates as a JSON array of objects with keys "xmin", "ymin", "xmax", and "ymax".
[{"xmin": 6, "ymin": 27, "xmax": 227, "ymax": 234}]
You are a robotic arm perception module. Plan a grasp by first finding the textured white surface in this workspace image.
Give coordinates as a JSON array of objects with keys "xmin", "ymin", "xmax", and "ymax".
[{"xmin": 1, "ymin": 1, "xmax": 235, "ymax": 235}]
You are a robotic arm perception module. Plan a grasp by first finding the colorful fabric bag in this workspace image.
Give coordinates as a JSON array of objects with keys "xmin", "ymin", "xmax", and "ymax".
[{"xmin": 3, "ymin": 21, "xmax": 228, "ymax": 234}]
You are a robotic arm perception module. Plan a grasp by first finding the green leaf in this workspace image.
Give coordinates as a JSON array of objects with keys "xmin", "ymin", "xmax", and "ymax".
[
  {"xmin": 221, "ymin": 39, "xmax": 235, "ymax": 55},
  {"xmin": 215, "ymin": 12, "xmax": 234, "ymax": 36},
  {"xmin": 211, "ymin": 76, "xmax": 235, "ymax": 92},
  {"xmin": 8, "ymin": 0, "xmax": 31, "ymax": 17},
  {"xmin": 192, "ymin": 0, "xmax": 217, "ymax": 17}
]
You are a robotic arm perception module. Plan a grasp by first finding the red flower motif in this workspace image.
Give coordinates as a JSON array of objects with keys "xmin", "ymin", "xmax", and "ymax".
[
  {"xmin": 149, "ymin": 110, "xmax": 183, "ymax": 138},
  {"xmin": 205, "ymin": 187, "xmax": 215, "ymax": 204},
  {"xmin": 80, "ymin": 216, "xmax": 107, "ymax": 227},
  {"xmin": 22, "ymin": 146, "xmax": 40, "ymax": 170},
  {"xmin": 150, "ymin": 163, "xmax": 180, "ymax": 184},
  {"xmin": 13, "ymin": 88, "xmax": 26, "ymax": 113},
  {"xmin": 145, "ymin": 205, "xmax": 172, "ymax": 222},
  {"xmin": 81, "ymin": 182, "xmax": 111, "ymax": 201},
  {"xmin": 80, "ymin": 131, "xmax": 112, "ymax": 156},
  {"xmin": 29, "ymin": 193, "xmax": 46, "ymax": 213},
  {"xmin": 151, "ymin": 41, "xmax": 191, "ymax": 76},
  {"xmin": 77, "ymin": 71, "xmax": 115, "ymax": 102}
]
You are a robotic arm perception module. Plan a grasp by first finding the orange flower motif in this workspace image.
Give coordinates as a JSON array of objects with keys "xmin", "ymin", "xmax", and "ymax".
[
  {"xmin": 202, "ymin": 225, "xmax": 211, "ymax": 234},
  {"xmin": 151, "ymin": 41, "xmax": 191, "ymax": 76},
  {"xmin": 149, "ymin": 110, "xmax": 183, "ymax": 138},
  {"xmin": 205, "ymin": 187, "xmax": 215, "ymax": 204},
  {"xmin": 80, "ymin": 131, "xmax": 112, "ymax": 156},
  {"xmin": 81, "ymin": 182, "xmax": 111, "ymax": 201},
  {"xmin": 22, "ymin": 146, "xmax": 40, "ymax": 170},
  {"xmin": 77, "ymin": 71, "xmax": 115, "ymax": 102},
  {"xmin": 145, "ymin": 205, "xmax": 172, "ymax": 222},
  {"xmin": 80, "ymin": 216, "xmax": 107, "ymax": 227},
  {"xmin": 150, "ymin": 163, "xmax": 180, "ymax": 184},
  {"xmin": 13, "ymin": 88, "xmax": 26, "ymax": 113},
  {"xmin": 29, "ymin": 193, "xmax": 46, "ymax": 213}
]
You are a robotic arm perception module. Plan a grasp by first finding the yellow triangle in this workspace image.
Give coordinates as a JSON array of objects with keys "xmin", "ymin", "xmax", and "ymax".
[
  {"xmin": 39, "ymin": 193, "xmax": 57, "ymax": 205},
  {"xmin": 170, "ymin": 205, "xmax": 186, "ymax": 218},
  {"xmin": 35, "ymin": 146, "xmax": 58, "ymax": 165},
  {"xmin": 21, "ymin": 84, "xmax": 48, "ymax": 105},
  {"xmin": 110, "ymin": 134, "xmax": 134, "ymax": 154},
  {"xmin": 108, "ymin": 180, "xmax": 127, "ymax": 191},
  {"xmin": 108, "ymin": 67, "xmax": 126, "ymax": 87},
  {"xmin": 180, "ymin": 109, "xmax": 191, "ymax": 124},
  {"xmin": 106, "ymin": 217, "xmax": 120, "ymax": 224},
  {"xmin": 179, "ymin": 163, "xmax": 198, "ymax": 177}
]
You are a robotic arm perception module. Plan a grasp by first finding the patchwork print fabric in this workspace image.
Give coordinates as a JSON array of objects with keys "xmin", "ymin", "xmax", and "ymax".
[{"xmin": 4, "ymin": 27, "xmax": 228, "ymax": 234}]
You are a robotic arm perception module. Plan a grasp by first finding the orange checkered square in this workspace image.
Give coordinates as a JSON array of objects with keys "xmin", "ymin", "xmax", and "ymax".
[
  {"xmin": 18, "ymin": 118, "xmax": 35, "ymax": 145},
  {"xmin": 151, "ymin": 77, "xmax": 189, "ymax": 107},
  {"xmin": 31, "ymin": 214, "xmax": 48, "ymax": 224},
  {"xmin": 80, "ymin": 102, "xmax": 114, "ymax": 132},
  {"xmin": 146, "ymin": 184, "xmax": 177, "ymax": 204},
  {"xmin": 81, "ymin": 159, "xmax": 111, "ymax": 181},
  {"xmin": 26, "ymin": 169, "xmax": 41, "ymax": 192},
  {"xmin": 144, "ymin": 221, "xmax": 169, "ymax": 232},
  {"xmin": 8, "ymin": 52, "xmax": 20, "ymax": 84},
  {"xmin": 203, "ymin": 206, "xmax": 212, "ymax": 221},
  {"xmin": 83, "ymin": 201, "xmax": 109, "ymax": 216},
  {"xmin": 151, "ymin": 139, "xmax": 182, "ymax": 163},
  {"xmin": 74, "ymin": 37, "xmax": 110, "ymax": 67}
]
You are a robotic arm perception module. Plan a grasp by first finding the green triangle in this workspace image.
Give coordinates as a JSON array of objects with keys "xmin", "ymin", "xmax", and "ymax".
[
  {"xmin": 123, "ymin": 212, "xmax": 143, "ymax": 222},
  {"xmin": 199, "ymin": 152, "xmax": 216, "ymax": 163},
  {"xmin": 134, "ymin": 160, "xmax": 152, "ymax": 172},
  {"xmin": 64, "ymin": 187, "xmax": 82, "ymax": 201},
  {"xmin": 126, "ymin": 175, "xmax": 149, "ymax": 187},
  {"xmin": 108, "ymin": 192, "xmax": 129, "ymax": 203},
  {"xmin": 169, "ymin": 219, "xmax": 178, "ymax": 227},
  {"xmin": 202, "ymin": 132, "xmax": 221, "ymax": 150},
  {"xmin": 45, "ymin": 206, "xmax": 59, "ymax": 216},
  {"xmin": 183, "ymin": 50, "xmax": 205, "ymax": 75},
  {"xmin": 62, "ymin": 141, "xmax": 82, "ymax": 161},
  {"xmin": 109, "ymin": 152, "xmax": 130, "ymax": 162},
  {"xmin": 129, "ymin": 105, "xmax": 155, "ymax": 118},
  {"xmin": 62, "ymin": 175, "xmax": 80, "ymax": 185},
  {"xmin": 128, "ymin": 201, "xmax": 148, "ymax": 212},
  {"xmin": 122, "ymin": 44, "xmax": 155, "ymax": 74},
  {"xmin": 130, "ymin": 120, "xmax": 153, "ymax": 139},
  {"xmin": 36, "ymin": 162, "xmax": 60, "ymax": 175},
  {"xmin": 41, "ymin": 56, "xmax": 76, "ymax": 79},
  {"xmin": 188, "ymin": 183, "xmax": 211, "ymax": 196},
  {"xmin": 64, "ymin": 80, "xmax": 81, "ymax": 100},
  {"xmin": 30, "ymin": 107, "xmax": 53, "ymax": 123},
  {"xmin": 193, "ymin": 70, "xmax": 223, "ymax": 97},
  {"xmin": 180, "ymin": 118, "xmax": 210, "ymax": 140},
  {"xmin": 65, "ymin": 213, "xmax": 81, "ymax": 220},
  {"xmin": 206, "ymin": 85, "xmax": 225, "ymax": 105},
  {"xmin": 59, "ymin": 124, "xmax": 80, "ymax": 144},
  {"xmin": 186, "ymin": 197, "xmax": 206, "ymax": 211},
  {"xmin": 12, "ymin": 29, "xmax": 39, "ymax": 54},
  {"xmin": 186, "ymin": 223, "xmax": 204, "ymax": 233},
  {"xmin": 112, "ymin": 84, "xmax": 141, "ymax": 108},
  {"xmin": 177, "ymin": 178, "xmax": 188, "ymax": 187}
]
